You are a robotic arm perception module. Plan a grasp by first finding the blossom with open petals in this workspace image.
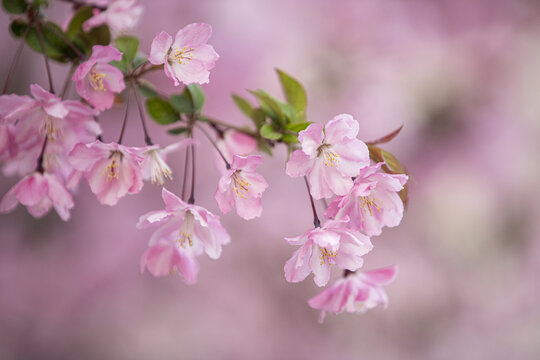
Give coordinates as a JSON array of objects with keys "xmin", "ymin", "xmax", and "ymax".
[
  {"xmin": 284, "ymin": 218, "xmax": 373, "ymax": 287},
  {"xmin": 149, "ymin": 23, "xmax": 219, "ymax": 86},
  {"xmin": 286, "ymin": 114, "xmax": 370, "ymax": 199},
  {"xmin": 83, "ymin": 0, "xmax": 143, "ymax": 35},
  {"xmin": 308, "ymin": 265, "xmax": 398, "ymax": 322},
  {"xmin": 68, "ymin": 140, "xmax": 143, "ymax": 206},
  {"xmin": 137, "ymin": 188, "xmax": 230, "ymax": 284},
  {"xmin": 325, "ymin": 163, "xmax": 408, "ymax": 236},
  {"xmin": 139, "ymin": 139, "xmax": 197, "ymax": 185},
  {"xmin": 214, "ymin": 155, "xmax": 268, "ymax": 220},
  {"xmin": 72, "ymin": 45, "xmax": 125, "ymax": 111},
  {"xmin": 0, "ymin": 172, "xmax": 74, "ymax": 221}
]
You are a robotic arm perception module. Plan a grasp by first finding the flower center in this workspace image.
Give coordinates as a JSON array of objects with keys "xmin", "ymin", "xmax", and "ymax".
[
  {"xmin": 172, "ymin": 46, "xmax": 195, "ymax": 65},
  {"xmin": 176, "ymin": 211, "xmax": 195, "ymax": 248},
  {"xmin": 231, "ymin": 171, "xmax": 250, "ymax": 199},
  {"xmin": 147, "ymin": 150, "xmax": 173, "ymax": 185},
  {"xmin": 103, "ymin": 150, "xmax": 123, "ymax": 182},
  {"xmin": 319, "ymin": 247, "xmax": 338, "ymax": 265},
  {"xmin": 40, "ymin": 115, "xmax": 63, "ymax": 140},
  {"xmin": 317, "ymin": 143, "xmax": 340, "ymax": 168},
  {"xmin": 89, "ymin": 68, "xmax": 107, "ymax": 92},
  {"xmin": 360, "ymin": 196, "xmax": 382, "ymax": 217}
]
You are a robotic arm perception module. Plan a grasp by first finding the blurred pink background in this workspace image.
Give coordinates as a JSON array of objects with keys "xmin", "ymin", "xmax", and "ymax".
[{"xmin": 1, "ymin": 0, "xmax": 540, "ymax": 359}]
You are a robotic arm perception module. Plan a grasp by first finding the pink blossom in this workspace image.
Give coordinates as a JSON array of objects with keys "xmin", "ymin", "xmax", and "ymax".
[
  {"xmin": 286, "ymin": 114, "xmax": 370, "ymax": 199},
  {"xmin": 0, "ymin": 172, "xmax": 74, "ymax": 221},
  {"xmin": 214, "ymin": 155, "xmax": 268, "ymax": 220},
  {"xmin": 308, "ymin": 265, "xmax": 398, "ymax": 322},
  {"xmin": 72, "ymin": 45, "xmax": 125, "ymax": 111},
  {"xmin": 214, "ymin": 130, "xmax": 257, "ymax": 173},
  {"xmin": 325, "ymin": 163, "xmax": 408, "ymax": 236},
  {"xmin": 139, "ymin": 139, "xmax": 197, "ymax": 185},
  {"xmin": 284, "ymin": 219, "xmax": 373, "ymax": 287},
  {"xmin": 137, "ymin": 188, "xmax": 230, "ymax": 283},
  {"xmin": 0, "ymin": 85, "xmax": 100, "ymax": 179},
  {"xmin": 68, "ymin": 140, "xmax": 143, "ymax": 206},
  {"xmin": 83, "ymin": 0, "xmax": 143, "ymax": 35},
  {"xmin": 148, "ymin": 23, "xmax": 219, "ymax": 86}
]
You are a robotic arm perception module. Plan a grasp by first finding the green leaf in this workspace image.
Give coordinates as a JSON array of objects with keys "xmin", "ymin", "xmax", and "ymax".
[
  {"xmin": 285, "ymin": 121, "xmax": 311, "ymax": 133},
  {"xmin": 137, "ymin": 80, "xmax": 158, "ymax": 98},
  {"xmin": 249, "ymin": 90, "xmax": 286, "ymax": 127},
  {"xmin": 277, "ymin": 101, "xmax": 296, "ymax": 123},
  {"xmin": 260, "ymin": 124, "xmax": 282, "ymax": 140},
  {"xmin": 257, "ymin": 138, "xmax": 273, "ymax": 155},
  {"xmin": 250, "ymin": 108, "xmax": 266, "ymax": 128},
  {"xmin": 86, "ymin": 25, "xmax": 110, "ymax": 46},
  {"xmin": 2, "ymin": 0, "xmax": 28, "ymax": 14},
  {"xmin": 66, "ymin": 6, "xmax": 93, "ymax": 38},
  {"xmin": 281, "ymin": 133, "xmax": 299, "ymax": 144},
  {"xmin": 186, "ymin": 84, "xmax": 205, "ymax": 113},
  {"xmin": 167, "ymin": 127, "xmax": 189, "ymax": 135},
  {"xmin": 232, "ymin": 94, "xmax": 253, "ymax": 118},
  {"xmin": 115, "ymin": 35, "xmax": 139, "ymax": 67},
  {"xmin": 146, "ymin": 97, "xmax": 179, "ymax": 125},
  {"xmin": 368, "ymin": 145, "xmax": 409, "ymax": 208},
  {"xmin": 170, "ymin": 93, "xmax": 193, "ymax": 114},
  {"xmin": 276, "ymin": 68, "xmax": 307, "ymax": 113}
]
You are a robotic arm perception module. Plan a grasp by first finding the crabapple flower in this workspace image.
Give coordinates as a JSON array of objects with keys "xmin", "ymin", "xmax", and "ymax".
[
  {"xmin": 0, "ymin": 172, "xmax": 74, "ymax": 221},
  {"xmin": 139, "ymin": 139, "xmax": 197, "ymax": 185},
  {"xmin": 286, "ymin": 114, "xmax": 370, "ymax": 199},
  {"xmin": 83, "ymin": 0, "xmax": 143, "ymax": 35},
  {"xmin": 68, "ymin": 141, "xmax": 143, "ymax": 206},
  {"xmin": 72, "ymin": 45, "xmax": 125, "ymax": 111},
  {"xmin": 214, "ymin": 155, "xmax": 268, "ymax": 220},
  {"xmin": 284, "ymin": 218, "xmax": 373, "ymax": 287},
  {"xmin": 148, "ymin": 23, "xmax": 219, "ymax": 86},
  {"xmin": 308, "ymin": 265, "xmax": 398, "ymax": 322},
  {"xmin": 137, "ymin": 188, "xmax": 230, "ymax": 283},
  {"xmin": 214, "ymin": 130, "xmax": 257, "ymax": 173},
  {"xmin": 325, "ymin": 163, "xmax": 408, "ymax": 236}
]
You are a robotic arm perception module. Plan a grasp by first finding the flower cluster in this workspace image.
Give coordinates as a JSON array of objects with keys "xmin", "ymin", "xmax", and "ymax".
[
  {"xmin": 1, "ymin": 0, "xmax": 408, "ymax": 323},
  {"xmin": 284, "ymin": 114, "xmax": 407, "ymax": 321}
]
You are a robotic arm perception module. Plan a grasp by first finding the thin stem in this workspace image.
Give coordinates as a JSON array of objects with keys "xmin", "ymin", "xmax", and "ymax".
[
  {"xmin": 203, "ymin": 115, "xmax": 258, "ymax": 137},
  {"xmin": 131, "ymin": 79, "xmax": 153, "ymax": 145},
  {"xmin": 117, "ymin": 89, "xmax": 131, "ymax": 144},
  {"xmin": 47, "ymin": 22, "xmax": 86, "ymax": 59},
  {"xmin": 304, "ymin": 176, "xmax": 320, "ymax": 228},
  {"xmin": 195, "ymin": 123, "xmax": 230, "ymax": 169},
  {"xmin": 35, "ymin": 22, "xmax": 55, "ymax": 94},
  {"xmin": 2, "ymin": 26, "xmax": 30, "ymax": 94},
  {"xmin": 60, "ymin": 63, "xmax": 77, "ymax": 99},
  {"xmin": 181, "ymin": 145, "xmax": 190, "ymax": 201},
  {"xmin": 36, "ymin": 136, "xmax": 49, "ymax": 173},
  {"xmin": 188, "ymin": 141, "xmax": 196, "ymax": 204}
]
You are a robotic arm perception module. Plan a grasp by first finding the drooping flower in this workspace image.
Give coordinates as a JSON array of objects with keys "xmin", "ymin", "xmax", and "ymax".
[
  {"xmin": 83, "ymin": 0, "xmax": 143, "ymax": 35},
  {"xmin": 284, "ymin": 218, "xmax": 373, "ymax": 287},
  {"xmin": 148, "ymin": 23, "xmax": 219, "ymax": 86},
  {"xmin": 72, "ymin": 45, "xmax": 126, "ymax": 111},
  {"xmin": 0, "ymin": 172, "xmax": 74, "ymax": 221},
  {"xmin": 325, "ymin": 163, "xmax": 408, "ymax": 236},
  {"xmin": 214, "ymin": 129, "xmax": 257, "ymax": 173},
  {"xmin": 139, "ymin": 138, "xmax": 197, "ymax": 185},
  {"xmin": 308, "ymin": 265, "xmax": 398, "ymax": 322},
  {"xmin": 286, "ymin": 114, "xmax": 370, "ymax": 199},
  {"xmin": 214, "ymin": 155, "xmax": 268, "ymax": 220},
  {"xmin": 68, "ymin": 140, "xmax": 143, "ymax": 206},
  {"xmin": 137, "ymin": 188, "xmax": 230, "ymax": 284}
]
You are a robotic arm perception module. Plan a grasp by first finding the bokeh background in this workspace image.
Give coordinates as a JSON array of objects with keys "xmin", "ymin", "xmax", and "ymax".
[{"xmin": 1, "ymin": 0, "xmax": 540, "ymax": 359}]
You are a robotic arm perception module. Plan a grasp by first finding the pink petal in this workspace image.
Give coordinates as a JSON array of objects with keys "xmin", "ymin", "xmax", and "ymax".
[
  {"xmin": 361, "ymin": 265, "xmax": 398, "ymax": 286},
  {"xmin": 286, "ymin": 150, "xmax": 313, "ymax": 178},
  {"xmin": 174, "ymin": 23, "xmax": 212, "ymax": 48},
  {"xmin": 149, "ymin": 31, "xmax": 172, "ymax": 65},
  {"xmin": 45, "ymin": 174, "xmax": 74, "ymax": 221},
  {"xmin": 284, "ymin": 244, "xmax": 313, "ymax": 283},
  {"xmin": 298, "ymin": 123, "xmax": 323, "ymax": 156},
  {"xmin": 91, "ymin": 45, "xmax": 123, "ymax": 63},
  {"xmin": 231, "ymin": 154, "xmax": 262, "ymax": 172},
  {"xmin": 161, "ymin": 187, "xmax": 187, "ymax": 212},
  {"xmin": 324, "ymin": 114, "xmax": 359, "ymax": 143},
  {"xmin": 310, "ymin": 247, "xmax": 331, "ymax": 287}
]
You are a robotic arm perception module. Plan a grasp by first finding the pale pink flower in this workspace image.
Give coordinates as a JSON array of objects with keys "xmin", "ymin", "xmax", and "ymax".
[
  {"xmin": 137, "ymin": 188, "xmax": 230, "ymax": 283},
  {"xmin": 0, "ymin": 172, "xmax": 74, "ymax": 221},
  {"xmin": 284, "ymin": 218, "xmax": 373, "ymax": 287},
  {"xmin": 286, "ymin": 114, "xmax": 370, "ymax": 199},
  {"xmin": 0, "ymin": 94, "xmax": 33, "ymax": 160},
  {"xmin": 0, "ymin": 85, "xmax": 100, "ymax": 179},
  {"xmin": 308, "ymin": 265, "xmax": 398, "ymax": 322},
  {"xmin": 325, "ymin": 163, "xmax": 408, "ymax": 236},
  {"xmin": 214, "ymin": 155, "xmax": 268, "ymax": 220},
  {"xmin": 215, "ymin": 130, "xmax": 257, "ymax": 173},
  {"xmin": 148, "ymin": 23, "xmax": 219, "ymax": 86},
  {"xmin": 72, "ymin": 45, "xmax": 125, "ymax": 111},
  {"xmin": 83, "ymin": 0, "xmax": 143, "ymax": 35},
  {"xmin": 139, "ymin": 139, "xmax": 197, "ymax": 185},
  {"xmin": 68, "ymin": 140, "xmax": 143, "ymax": 206}
]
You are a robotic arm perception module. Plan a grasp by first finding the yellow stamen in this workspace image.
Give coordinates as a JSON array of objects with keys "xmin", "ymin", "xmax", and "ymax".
[
  {"xmin": 40, "ymin": 115, "xmax": 63, "ymax": 140},
  {"xmin": 360, "ymin": 196, "xmax": 382, "ymax": 217},
  {"xmin": 89, "ymin": 69, "xmax": 107, "ymax": 92},
  {"xmin": 172, "ymin": 46, "xmax": 195, "ymax": 65},
  {"xmin": 319, "ymin": 247, "xmax": 338, "ymax": 266},
  {"xmin": 175, "ymin": 211, "xmax": 195, "ymax": 248},
  {"xmin": 317, "ymin": 143, "xmax": 340, "ymax": 168},
  {"xmin": 231, "ymin": 171, "xmax": 250, "ymax": 199},
  {"xmin": 102, "ymin": 151, "xmax": 123, "ymax": 182}
]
